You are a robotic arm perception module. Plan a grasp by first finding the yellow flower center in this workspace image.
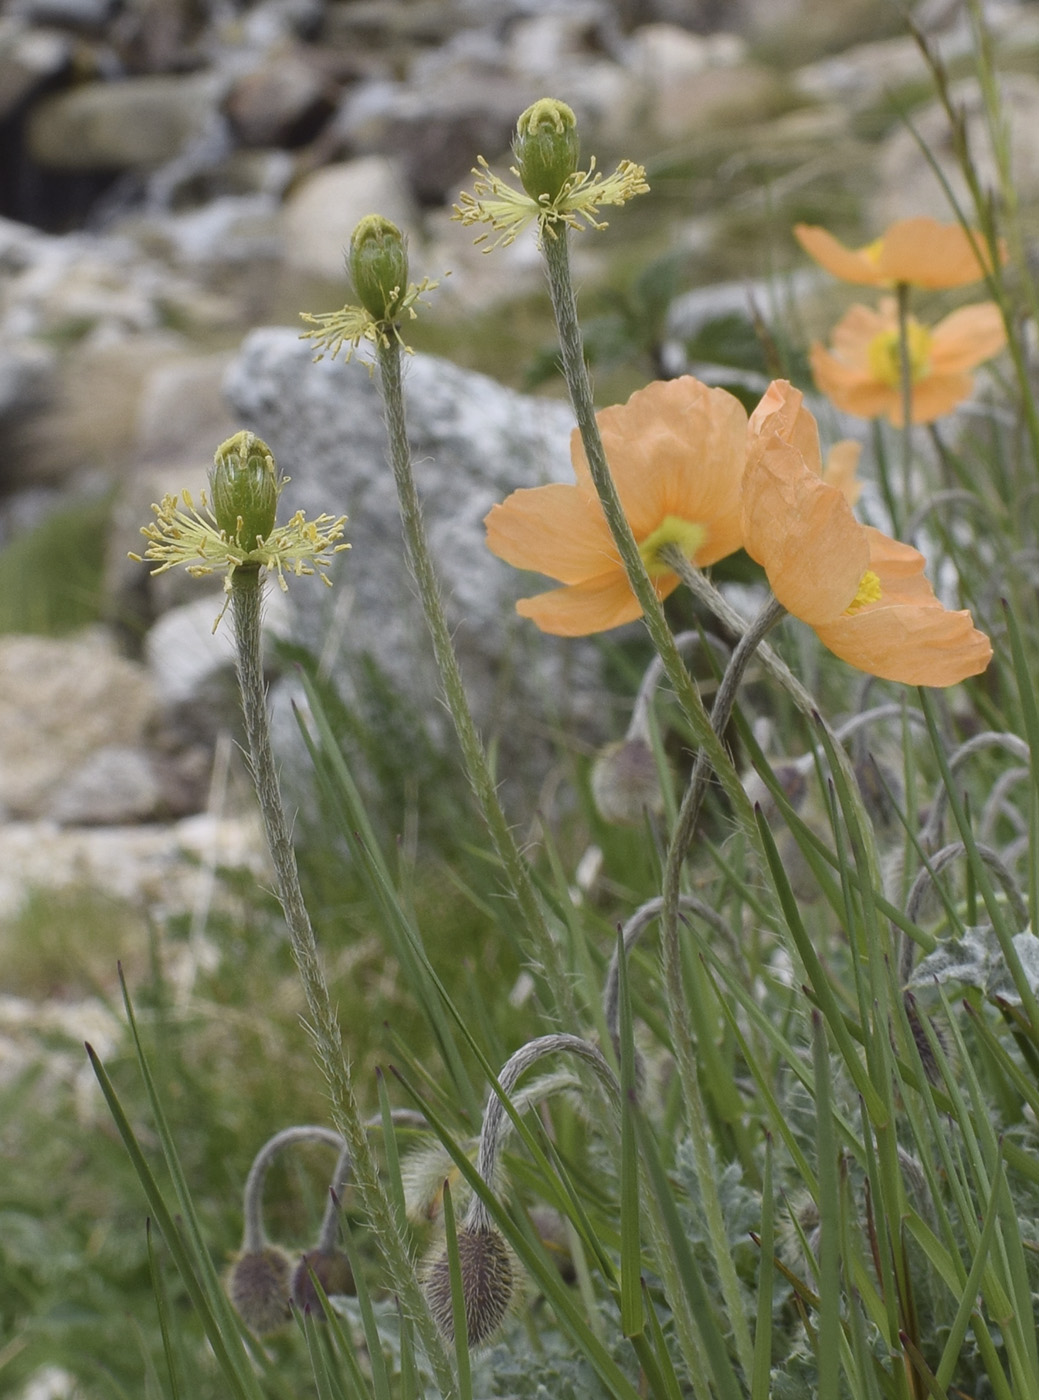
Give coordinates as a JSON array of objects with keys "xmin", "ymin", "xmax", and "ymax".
[
  {"xmin": 866, "ymin": 320, "xmax": 933, "ymax": 388},
  {"xmin": 844, "ymin": 569, "xmax": 882, "ymax": 614},
  {"xmin": 639, "ymin": 515, "xmax": 707, "ymax": 577},
  {"xmin": 860, "ymin": 236, "xmax": 885, "ymax": 267}
]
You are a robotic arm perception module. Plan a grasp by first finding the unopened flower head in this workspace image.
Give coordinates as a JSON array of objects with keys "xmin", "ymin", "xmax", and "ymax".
[
  {"xmin": 130, "ymin": 430, "xmax": 349, "ymax": 620},
  {"xmin": 454, "ymin": 97, "xmax": 648, "ymax": 249},
  {"xmin": 301, "ymin": 212, "xmax": 440, "ymax": 362},
  {"xmin": 423, "ymin": 1225, "xmax": 516, "ymax": 1348},
  {"xmin": 227, "ymin": 1246, "xmax": 293, "ymax": 1335},
  {"xmin": 210, "ymin": 429, "xmax": 279, "ymax": 549},
  {"xmin": 349, "ymin": 214, "xmax": 411, "ymax": 322},
  {"xmin": 514, "ymin": 98, "xmax": 581, "ymax": 203},
  {"xmin": 291, "ymin": 1246, "xmax": 355, "ymax": 1318}
]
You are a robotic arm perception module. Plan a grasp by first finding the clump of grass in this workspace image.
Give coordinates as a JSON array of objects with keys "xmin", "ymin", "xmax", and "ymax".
[{"xmin": 0, "ymin": 492, "xmax": 111, "ymax": 636}]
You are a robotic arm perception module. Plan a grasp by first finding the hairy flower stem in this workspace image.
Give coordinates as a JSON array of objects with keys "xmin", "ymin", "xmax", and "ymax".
[
  {"xmin": 655, "ymin": 595, "xmax": 784, "ymax": 1385},
  {"xmin": 229, "ymin": 567, "xmax": 457, "ymax": 1398},
  {"xmin": 666, "ymin": 550, "xmax": 882, "ymax": 889},
  {"xmin": 374, "ymin": 337, "xmax": 578, "ymax": 1029},
  {"xmin": 540, "ymin": 230, "xmax": 755, "ymax": 841},
  {"xmin": 896, "ymin": 280, "xmax": 914, "ymax": 527}
]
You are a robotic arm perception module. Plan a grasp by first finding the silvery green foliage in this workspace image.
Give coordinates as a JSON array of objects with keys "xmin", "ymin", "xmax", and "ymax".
[{"xmin": 908, "ymin": 926, "xmax": 1039, "ymax": 1004}]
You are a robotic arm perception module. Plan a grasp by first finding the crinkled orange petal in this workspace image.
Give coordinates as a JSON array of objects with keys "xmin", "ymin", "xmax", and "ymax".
[
  {"xmin": 794, "ymin": 224, "xmax": 881, "ymax": 283},
  {"xmin": 814, "ymin": 602, "xmax": 992, "ymax": 684},
  {"xmin": 929, "ymin": 302, "xmax": 1006, "ymax": 372},
  {"xmin": 484, "ymin": 483, "xmax": 614, "ymax": 584},
  {"xmin": 874, "ymin": 217, "xmax": 996, "ymax": 288},
  {"xmin": 571, "ymin": 376, "xmax": 747, "ymax": 564},
  {"xmin": 813, "ymin": 528, "xmax": 992, "ymax": 684},
  {"xmin": 516, "ymin": 568, "xmax": 677, "ymax": 636},
  {"xmin": 741, "ymin": 436, "xmax": 869, "ymax": 625},
  {"xmin": 862, "ymin": 528, "xmax": 932, "ymax": 594},
  {"xmin": 822, "ymin": 440, "xmax": 862, "ymax": 505},
  {"xmin": 747, "ymin": 380, "xmax": 821, "ymax": 470}
]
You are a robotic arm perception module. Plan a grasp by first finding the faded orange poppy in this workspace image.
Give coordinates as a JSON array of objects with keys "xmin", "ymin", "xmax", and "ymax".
[
  {"xmin": 743, "ymin": 381, "xmax": 991, "ymax": 686},
  {"xmin": 809, "ymin": 296, "xmax": 1006, "ymax": 426},
  {"xmin": 484, "ymin": 377, "xmax": 747, "ymax": 636},
  {"xmin": 794, "ymin": 217, "xmax": 1001, "ymax": 289}
]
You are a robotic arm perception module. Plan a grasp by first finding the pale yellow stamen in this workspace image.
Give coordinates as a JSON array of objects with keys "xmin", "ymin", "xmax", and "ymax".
[
  {"xmin": 845, "ymin": 569, "xmax": 882, "ymax": 614},
  {"xmin": 867, "ymin": 320, "xmax": 932, "ymax": 388},
  {"xmin": 638, "ymin": 516, "xmax": 707, "ymax": 578},
  {"xmin": 860, "ymin": 236, "xmax": 885, "ymax": 267}
]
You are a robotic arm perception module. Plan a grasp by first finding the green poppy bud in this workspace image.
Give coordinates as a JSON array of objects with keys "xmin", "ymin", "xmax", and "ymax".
[
  {"xmin": 210, "ymin": 431, "xmax": 279, "ymax": 550},
  {"xmin": 349, "ymin": 214, "xmax": 409, "ymax": 321},
  {"xmin": 514, "ymin": 98, "xmax": 580, "ymax": 204}
]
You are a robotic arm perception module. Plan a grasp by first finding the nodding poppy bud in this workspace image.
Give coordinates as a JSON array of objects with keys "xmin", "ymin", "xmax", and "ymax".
[
  {"xmin": 513, "ymin": 98, "xmax": 580, "ymax": 204},
  {"xmin": 227, "ymin": 1246, "xmax": 293, "ymax": 1335},
  {"xmin": 210, "ymin": 430, "xmax": 279, "ymax": 551},
  {"xmin": 349, "ymin": 214, "xmax": 410, "ymax": 322},
  {"xmin": 591, "ymin": 737, "xmax": 667, "ymax": 826},
  {"xmin": 291, "ymin": 1247, "xmax": 355, "ymax": 1318},
  {"xmin": 423, "ymin": 1225, "xmax": 515, "ymax": 1348}
]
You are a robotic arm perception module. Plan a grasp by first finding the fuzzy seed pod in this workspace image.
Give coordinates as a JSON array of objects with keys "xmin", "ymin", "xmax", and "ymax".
[
  {"xmin": 513, "ymin": 98, "xmax": 580, "ymax": 204},
  {"xmin": 591, "ymin": 737, "xmax": 667, "ymax": 826},
  {"xmin": 423, "ymin": 1226, "xmax": 515, "ymax": 1348},
  {"xmin": 291, "ymin": 1247, "xmax": 355, "ymax": 1318},
  {"xmin": 227, "ymin": 1246, "xmax": 293, "ymax": 1334}
]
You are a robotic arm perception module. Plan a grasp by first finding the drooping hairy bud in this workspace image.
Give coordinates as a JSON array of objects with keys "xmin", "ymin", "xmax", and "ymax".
[
  {"xmin": 210, "ymin": 430, "xmax": 279, "ymax": 551},
  {"xmin": 349, "ymin": 214, "xmax": 410, "ymax": 322},
  {"xmin": 591, "ymin": 737, "xmax": 667, "ymax": 826},
  {"xmin": 513, "ymin": 98, "xmax": 580, "ymax": 204},
  {"xmin": 423, "ymin": 1226, "xmax": 515, "ymax": 1348},
  {"xmin": 227, "ymin": 1246, "xmax": 293, "ymax": 1334},
  {"xmin": 291, "ymin": 1247, "xmax": 355, "ymax": 1318}
]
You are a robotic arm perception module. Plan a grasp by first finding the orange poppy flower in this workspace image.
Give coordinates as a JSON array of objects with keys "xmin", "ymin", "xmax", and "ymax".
[
  {"xmin": 809, "ymin": 296, "xmax": 1005, "ymax": 426},
  {"xmin": 743, "ymin": 381, "xmax": 991, "ymax": 686},
  {"xmin": 484, "ymin": 377, "xmax": 747, "ymax": 636},
  {"xmin": 794, "ymin": 217, "xmax": 1001, "ymax": 289}
]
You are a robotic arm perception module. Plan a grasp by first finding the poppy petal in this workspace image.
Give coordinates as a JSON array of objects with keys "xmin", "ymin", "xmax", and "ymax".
[
  {"xmin": 742, "ymin": 436, "xmax": 869, "ymax": 624},
  {"xmin": 485, "ymin": 484, "xmax": 615, "ymax": 584},
  {"xmin": 876, "ymin": 217, "xmax": 995, "ymax": 288},
  {"xmin": 516, "ymin": 569, "xmax": 677, "ymax": 636},
  {"xmin": 794, "ymin": 224, "xmax": 879, "ymax": 283},
  {"xmin": 814, "ymin": 603, "xmax": 992, "ymax": 685},
  {"xmin": 930, "ymin": 303, "xmax": 1006, "ymax": 372}
]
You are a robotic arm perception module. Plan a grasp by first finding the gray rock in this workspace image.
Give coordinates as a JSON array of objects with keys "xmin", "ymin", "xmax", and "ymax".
[
  {"xmin": 26, "ymin": 72, "xmax": 224, "ymax": 171},
  {"xmin": 223, "ymin": 48, "xmax": 334, "ymax": 149},
  {"xmin": 48, "ymin": 745, "xmax": 163, "ymax": 826},
  {"xmin": 0, "ymin": 342, "xmax": 56, "ymax": 451},
  {"xmin": 0, "ymin": 630, "xmax": 158, "ymax": 820},
  {"xmin": 222, "ymin": 330, "xmax": 608, "ymax": 792},
  {"xmin": 8, "ymin": 0, "xmax": 114, "ymax": 27},
  {"xmin": 279, "ymin": 156, "xmax": 420, "ymax": 281},
  {"xmin": 875, "ymin": 74, "xmax": 1039, "ymax": 224},
  {"xmin": 0, "ymin": 20, "xmax": 70, "ymax": 122}
]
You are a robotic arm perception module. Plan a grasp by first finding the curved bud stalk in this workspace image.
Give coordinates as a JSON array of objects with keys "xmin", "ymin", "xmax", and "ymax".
[
  {"xmin": 421, "ymin": 1034, "xmax": 619, "ymax": 1350},
  {"xmin": 230, "ymin": 1125, "xmax": 344, "ymax": 1335}
]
